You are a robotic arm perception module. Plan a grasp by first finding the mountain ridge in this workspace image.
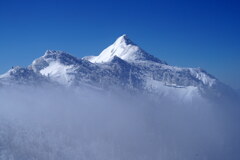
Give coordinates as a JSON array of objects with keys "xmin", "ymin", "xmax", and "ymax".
[{"xmin": 0, "ymin": 35, "xmax": 234, "ymax": 101}]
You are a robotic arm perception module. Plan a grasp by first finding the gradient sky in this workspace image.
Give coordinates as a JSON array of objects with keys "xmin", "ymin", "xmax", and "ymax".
[{"xmin": 0, "ymin": 0, "xmax": 239, "ymax": 88}]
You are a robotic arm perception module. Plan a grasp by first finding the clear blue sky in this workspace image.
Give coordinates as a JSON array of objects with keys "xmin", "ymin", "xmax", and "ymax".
[{"xmin": 0, "ymin": 0, "xmax": 240, "ymax": 89}]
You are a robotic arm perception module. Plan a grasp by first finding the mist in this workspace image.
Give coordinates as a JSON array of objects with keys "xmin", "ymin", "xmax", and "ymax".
[{"xmin": 0, "ymin": 86, "xmax": 239, "ymax": 160}]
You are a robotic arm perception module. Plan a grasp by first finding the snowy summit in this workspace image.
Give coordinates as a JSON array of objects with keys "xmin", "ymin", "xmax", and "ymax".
[{"xmin": 85, "ymin": 34, "xmax": 166, "ymax": 64}]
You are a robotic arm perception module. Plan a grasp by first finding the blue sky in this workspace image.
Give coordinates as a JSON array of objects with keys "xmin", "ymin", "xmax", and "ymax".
[{"xmin": 0, "ymin": 0, "xmax": 239, "ymax": 88}]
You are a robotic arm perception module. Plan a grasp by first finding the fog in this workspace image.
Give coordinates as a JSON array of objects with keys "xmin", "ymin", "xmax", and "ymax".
[{"xmin": 0, "ymin": 86, "xmax": 239, "ymax": 160}]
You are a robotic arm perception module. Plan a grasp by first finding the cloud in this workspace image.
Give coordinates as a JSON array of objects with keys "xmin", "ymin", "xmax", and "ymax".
[{"xmin": 0, "ymin": 85, "xmax": 239, "ymax": 160}]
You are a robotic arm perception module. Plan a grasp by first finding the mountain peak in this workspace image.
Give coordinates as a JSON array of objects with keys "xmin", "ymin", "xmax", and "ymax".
[
  {"xmin": 42, "ymin": 50, "xmax": 78, "ymax": 63},
  {"xmin": 44, "ymin": 50, "xmax": 66, "ymax": 57},
  {"xmin": 87, "ymin": 35, "xmax": 166, "ymax": 64},
  {"xmin": 114, "ymin": 34, "xmax": 134, "ymax": 46}
]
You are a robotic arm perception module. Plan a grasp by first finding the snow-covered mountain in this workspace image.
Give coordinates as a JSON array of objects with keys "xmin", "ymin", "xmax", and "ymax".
[{"xmin": 0, "ymin": 35, "xmax": 235, "ymax": 101}]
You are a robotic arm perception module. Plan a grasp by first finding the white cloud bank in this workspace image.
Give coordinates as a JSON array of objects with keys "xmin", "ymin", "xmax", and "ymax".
[{"xmin": 0, "ymin": 86, "xmax": 239, "ymax": 160}]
